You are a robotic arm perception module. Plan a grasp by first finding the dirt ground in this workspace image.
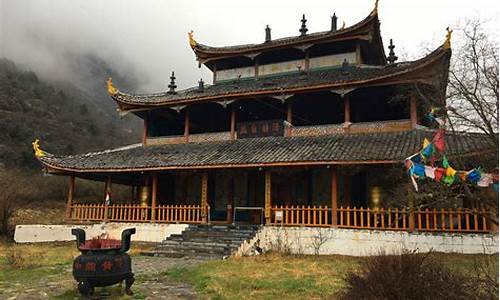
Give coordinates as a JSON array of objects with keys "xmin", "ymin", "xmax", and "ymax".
[{"xmin": 0, "ymin": 254, "xmax": 206, "ymax": 300}]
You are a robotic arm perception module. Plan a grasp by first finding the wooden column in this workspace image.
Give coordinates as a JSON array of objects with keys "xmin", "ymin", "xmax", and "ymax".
[
  {"xmin": 355, "ymin": 43, "xmax": 363, "ymax": 66},
  {"xmin": 230, "ymin": 106, "xmax": 236, "ymax": 140},
  {"xmin": 408, "ymin": 186, "xmax": 415, "ymax": 232},
  {"xmin": 151, "ymin": 174, "xmax": 158, "ymax": 222},
  {"xmin": 410, "ymin": 92, "xmax": 418, "ymax": 129},
  {"xmin": 304, "ymin": 50, "xmax": 310, "ymax": 71},
  {"xmin": 201, "ymin": 173, "xmax": 208, "ymax": 223},
  {"xmin": 254, "ymin": 57, "xmax": 260, "ymax": 78},
  {"xmin": 104, "ymin": 176, "xmax": 112, "ymax": 222},
  {"xmin": 286, "ymin": 100, "xmax": 293, "ymax": 137},
  {"xmin": 212, "ymin": 64, "xmax": 217, "ymax": 84},
  {"xmin": 184, "ymin": 109, "xmax": 190, "ymax": 143},
  {"xmin": 331, "ymin": 168, "xmax": 338, "ymax": 227},
  {"xmin": 227, "ymin": 178, "xmax": 234, "ymax": 223},
  {"xmin": 66, "ymin": 176, "xmax": 75, "ymax": 220},
  {"xmin": 264, "ymin": 170, "xmax": 272, "ymax": 224},
  {"xmin": 142, "ymin": 118, "xmax": 148, "ymax": 146},
  {"xmin": 344, "ymin": 95, "xmax": 351, "ymax": 124}
]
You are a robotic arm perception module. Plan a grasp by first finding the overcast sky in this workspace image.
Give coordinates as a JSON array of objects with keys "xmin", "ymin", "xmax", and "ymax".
[{"xmin": 1, "ymin": 0, "xmax": 498, "ymax": 92}]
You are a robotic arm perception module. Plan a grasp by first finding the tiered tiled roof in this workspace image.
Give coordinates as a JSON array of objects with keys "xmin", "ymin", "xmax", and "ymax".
[
  {"xmin": 38, "ymin": 129, "xmax": 496, "ymax": 173},
  {"xmin": 190, "ymin": 7, "xmax": 383, "ymax": 62},
  {"xmin": 111, "ymin": 44, "xmax": 451, "ymax": 112}
]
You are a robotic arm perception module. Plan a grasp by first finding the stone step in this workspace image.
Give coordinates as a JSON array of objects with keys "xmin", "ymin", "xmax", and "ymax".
[
  {"xmin": 144, "ymin": 224, "xmax": 260, "ymax": 259},
  {"xmin": 166, "ymin": 236, "xmax": 250, "ymax": 244},
  {"xmin": 161, "ymin": 240, "xmax": 242, "ymax": 248},
  {"xmin": 141, "ymin": 250, "xmax": 225, "ymax": 259},
  {"xmin": 156, "ymin": 245, "xmax": 235, "ymax": 255}
]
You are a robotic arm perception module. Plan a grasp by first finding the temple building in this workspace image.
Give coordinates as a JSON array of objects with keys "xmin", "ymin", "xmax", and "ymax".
[{"xmin": 34, "ymin": 2, "xmax": 497, "ymax": 233}]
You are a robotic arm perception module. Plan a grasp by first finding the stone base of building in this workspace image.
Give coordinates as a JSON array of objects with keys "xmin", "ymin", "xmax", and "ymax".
[
  {"xmin": 14, "ymin": 223, "xmax": 188, "ymax": 243},
  {"xmin": 244, "ymin": 226, "xmax": 499, "ymax": 256}
]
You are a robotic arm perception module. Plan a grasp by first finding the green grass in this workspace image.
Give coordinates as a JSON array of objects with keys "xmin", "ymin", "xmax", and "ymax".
[
  {"xmin": 166, "ymin": 253, "xmax": 361, "ymax": 300},
  {"xmin": 165, "ymin": 252, "xmax": 499, "ymax": 300}
]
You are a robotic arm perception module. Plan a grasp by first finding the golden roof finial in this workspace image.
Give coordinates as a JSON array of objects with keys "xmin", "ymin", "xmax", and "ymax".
[
  {"xmin": 32, "ymin": 138, "xmax": 45, "ymax": 158},
  {"xmin": 340, "ymin": 21, "xmax": 346, "ymax": 30},
  {"xmin": 188, "ymin": 30, "xmax": 197, "ymax": 49},
  {"xmin": 106, "ymin": 77, "xmax": 118, "ymax": 95},
  {"xmin": 444, "ymin": 27, "xmax": 453, "ymax": 49},
  {"xmin": 372, "ymin": 0, "xmax": 379, "ymax": 15}
]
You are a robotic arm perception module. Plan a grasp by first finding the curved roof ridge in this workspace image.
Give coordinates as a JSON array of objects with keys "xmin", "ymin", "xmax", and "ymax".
[{"xmin": 191, "ymin": 7, "xmax": 379, "ymax": 59}]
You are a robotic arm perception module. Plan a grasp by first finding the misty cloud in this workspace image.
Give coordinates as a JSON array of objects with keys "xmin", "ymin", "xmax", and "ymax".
[{"xmin": 1, "ymin": 0, "xmax": 497, "ymax": 93}]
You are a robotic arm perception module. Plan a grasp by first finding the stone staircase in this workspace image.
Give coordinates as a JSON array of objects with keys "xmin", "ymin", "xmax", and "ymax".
[{"xmin": 143, "ymin": 224, "xmax": 260, "ymax": 259}]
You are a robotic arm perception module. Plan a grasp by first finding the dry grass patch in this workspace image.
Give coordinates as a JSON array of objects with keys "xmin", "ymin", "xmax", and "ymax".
[{"xmin": 167, "ymin": 252, "xmax": 361, "ymax": 300}]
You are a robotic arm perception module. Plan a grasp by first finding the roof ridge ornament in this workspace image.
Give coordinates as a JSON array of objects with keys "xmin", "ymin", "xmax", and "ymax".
[
  {"xmin": 386, "ymin": 39, "xmax": 398, "ymax": 64},
  {"xmin": 444, "ymin": 27, "xmax": 453, "ymax": 49},
  {"xmin": 32, "ymin": 138, "xmax": 46, "ymax": 158},
  {"xmin": 299, "ymin": 14, "xmax": 308, "ymax": 36},
  {"xmin": 107, "ymin": 77, "xmax": 118, "ymax": 96},
  {"xmin": 371, "ymin": 0, "xmax": 379, "ymax": 15},
  {"xmin": 188, "ymin": 30, "xmax": 197, "ymax": 49},
  {"xmin": 168, "ymin": 72, "xmax": 177, "ymax": 94}
]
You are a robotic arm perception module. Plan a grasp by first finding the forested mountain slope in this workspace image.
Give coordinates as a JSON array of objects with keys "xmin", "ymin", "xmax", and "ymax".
[{"xmin": 0, "ymin": 58, "xmax": 140, "ymax": 169}]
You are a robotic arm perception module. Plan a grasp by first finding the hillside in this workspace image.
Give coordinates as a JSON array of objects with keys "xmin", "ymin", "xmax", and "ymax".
[{"xmin": 0, "ymin": 58, "xmax": 141, "ymax": 169}]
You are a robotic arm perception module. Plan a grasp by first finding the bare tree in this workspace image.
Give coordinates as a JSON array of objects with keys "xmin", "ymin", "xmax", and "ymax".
[{"xmin": 447, "ymin": 19, "xmax": 499, "ymax": 144}]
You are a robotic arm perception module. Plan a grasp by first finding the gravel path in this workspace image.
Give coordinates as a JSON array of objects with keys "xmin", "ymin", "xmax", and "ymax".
[{"xmin": 0, "ymin": 256, "xmax": 208, "ymax": 300}]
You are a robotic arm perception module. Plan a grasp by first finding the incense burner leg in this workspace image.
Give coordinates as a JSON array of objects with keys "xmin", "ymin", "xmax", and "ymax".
[{"xmin": 125, "ymin": 273, "xmax": 135, "ymax": 295}]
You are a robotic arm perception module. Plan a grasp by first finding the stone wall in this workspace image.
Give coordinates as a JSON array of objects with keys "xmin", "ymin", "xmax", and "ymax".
[
  {"xmin": 14, "ymin": 223, "xmax": 188, "ymax": 243},
  {"xmin": 251, "ymin": 226, "xmax": 499, "ymax": 256}
]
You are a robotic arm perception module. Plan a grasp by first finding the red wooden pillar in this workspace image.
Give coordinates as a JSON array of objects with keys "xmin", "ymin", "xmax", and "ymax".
[
  {"xmin": 331, "ymin": 168, "xmax": 338, "ymax": 227},
  {"xmin": 264, "ymin": 171, "xmax": 272, "ymax": 224},
  {"xmin": 410, "ymin": 93, "xmax": 418, "ymax": 129},
  {"xmin": 151, "ymin": 174, "xmax": 158, "ymax": 222},
  {"xmin": 344, "ymin": 95, "xmax": 350, "ymax": 132},
  {"xmin": 286, "ymin": 100, "xmax": 293, "ymax": 137},
  {"xmin": 66, "ymin": 176, "xmax": 75, "ymax": 220},
  {"xmin": 227, "ymin": 178, "xmax": 234, "ymax": 223},
  {"xmin": 201, "ymin": 173, "xmax": 208, "ymax": 223},
  {"xmin": 184, "ymin": 108, "xmax": 190, "ymax": 143},
  {"xmin": 230, "ymin": 106, "xmax": 236, "ymax": 140},
  {"xmin": 142, "ymin": 118, "xmax": 148, "ymax": 146},
  {"xmin": 104, "ymin": 176, "xmax": 112, "ymax": 222}
]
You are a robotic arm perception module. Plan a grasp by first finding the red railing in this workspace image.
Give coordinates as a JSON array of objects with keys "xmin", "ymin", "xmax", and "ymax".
[
  {"xmin": 269, "ymin": 205, "xmax": 492, "ymax": 233},
  {"xmin": 337, "ymin": 206, "xmax": 410, "ymax": 231},
  {"xmin": 155, "ymin": 205, "xmax": 207, "ymax": 223},
  {"xmin": 68, "ymin": 204, "xmax": 208, "ymax": 224},
  {"xmin": 270, "ymin": 205, "xmax": 331, "ymax": 227},
  {"xmin": 70, "ymin": 204, "xmax": 106, "ymax": 221},
  {"xmin": 108, "ymin": 204, "xmax": 150, "ymax": 222}
]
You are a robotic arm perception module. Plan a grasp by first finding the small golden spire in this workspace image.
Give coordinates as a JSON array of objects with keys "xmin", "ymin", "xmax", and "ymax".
[
  {"xmin": 444, "ymin": 27, "xmax": 453, "ymax": 49},
  {"xmin": 340, "ymin": 21, "xmax": 346, "ymax": 30},
  {"xmin": 32, "ymin": 138, "xmax": 45, "ymax": 158},
  {"xmin": 188, "ymin": 30, "xmax": 197, "ymax": 49},
  {"xmin": 372, "ymin": 0, "xmax": 379, "ymax": 15},
  {"xmin": 106, "ymin": 77, "xmax": 118, "ymax": 95}
]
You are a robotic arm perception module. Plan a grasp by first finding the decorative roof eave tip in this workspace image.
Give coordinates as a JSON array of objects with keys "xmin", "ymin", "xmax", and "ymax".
[
  {"xmin": 443, "ymin": 27, "xmax": 453, "ymax": 49},
  {"xmin": 32, "ymin": 138, "xmax": 47, "ymax": 158},
  {"xmin": 371, "ymin": 0, "xmax": 379, "ymax": 16},
  {"xmin": 188, "ymin": 30, "xmax": 197, "ymax": 49},
  {"xmin": 107, "ymin": 77, "xmax": 119, "ymax": 96}
]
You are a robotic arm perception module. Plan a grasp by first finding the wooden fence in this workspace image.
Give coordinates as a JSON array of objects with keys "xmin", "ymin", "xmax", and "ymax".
[
  {"xmin": 270, "ymin": 205, "xmax": 331, "ymax": 227},
  {"xmin": 155, "ymin": 205, "xmax": 205, "ymax": 223},
  {"xmin": 270, "ymin": 205, "xmax": 492, "ymax": 233},
  {"xmin": 69, "ymin": 203, "xmax": 493, "ymax": 233},
  {"xmin": 69, "ymin": 203, "xmax": 208, "ymax": 224}
]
